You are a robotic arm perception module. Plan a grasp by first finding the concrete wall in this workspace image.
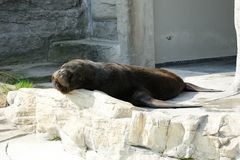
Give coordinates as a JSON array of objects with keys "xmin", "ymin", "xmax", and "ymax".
[
  {"xmin": 0, "ymin": 0, "xmax": 87, "ymax": 65},
  {"xmin": 91, "ymin": 0, "xmax": 118, "ymax": 40},
  {"xmin": 154, "ymin": 0, "xmax": 237, "ymax": 64},
  {"xmin": 117, "ymin": 0, "xmax": 155, "ymax": 67}
]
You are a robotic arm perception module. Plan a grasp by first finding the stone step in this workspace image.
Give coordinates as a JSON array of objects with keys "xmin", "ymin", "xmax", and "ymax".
[
  {"xmin": 48, "ymin": 38, "xmax": 120, "ymax": 63},
  {"xmin": 0, "ymin": 62, "xmax": 61, "ymax": 85}
]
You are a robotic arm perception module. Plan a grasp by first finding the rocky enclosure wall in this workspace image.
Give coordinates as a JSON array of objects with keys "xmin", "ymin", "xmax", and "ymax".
[
  {"xmin": 0, "ymin": 0, "xmax": 119, "ymax": 65},
  {"xmin": 0, "ymin": 0, "xmax": 155, "ymax": 67},
  {"xmin": 0, "ymin": 0, "xmax": 87, "ymax": 65},
  {"xmin": 3, "ymin": 88, "xmax": 240, "ymax": 160}
]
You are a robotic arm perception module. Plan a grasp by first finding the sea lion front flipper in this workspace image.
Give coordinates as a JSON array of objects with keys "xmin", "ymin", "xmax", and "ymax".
[{"xmin": 131, "ymin": 89, "xmax": 201, "ymax": 109}]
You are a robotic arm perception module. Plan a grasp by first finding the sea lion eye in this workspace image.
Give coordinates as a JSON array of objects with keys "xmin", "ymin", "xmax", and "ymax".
[{"xmin": 68, "ymin": 73, "xmax": 73, "ymax": 81}]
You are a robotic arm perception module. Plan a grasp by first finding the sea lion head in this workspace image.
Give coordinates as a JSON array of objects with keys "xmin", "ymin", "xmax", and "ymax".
[
  {"xmin": 52, "ymin": 68, "xmax": 72, "ymax": 93},
  {"xmin": 52, "ymin": 59, "xmax": 91, "ymax": 94}
]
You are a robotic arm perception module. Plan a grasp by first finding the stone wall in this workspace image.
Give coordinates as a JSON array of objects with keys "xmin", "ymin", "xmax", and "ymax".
[
  {"xmin": 47, "ymin": 0, "xmax": 122, "ymax": 64},
  {"xmin": 0, "ymin": 0, "xmax": 122, "ymax": 65},
  {"xmin": 0, "ymin": 0, "xmax": 87, "ymax": 65},
  {"xmin": 91, "ymin": 0, "xmax": 118, "ymax": 40},
  {"xmin": 0, "ymin": 0, "xmax": 155, "ymax": 67}
]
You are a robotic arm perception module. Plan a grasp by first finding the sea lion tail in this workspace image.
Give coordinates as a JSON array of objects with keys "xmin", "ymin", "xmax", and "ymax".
[{"xmin": 184, "ymin": 82, "xmax": 222, "ymax": 92}]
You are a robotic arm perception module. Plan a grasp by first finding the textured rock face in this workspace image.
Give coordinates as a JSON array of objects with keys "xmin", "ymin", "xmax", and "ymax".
[
  {"xmin": 0, "ymin": 0, "xmax": 153, "ymax": 67},
  {"xmin": 0, "ymin": 0, "xmax": 119, "ymax": 65},
  {"xmin": 0, "ymin": 0, "xmax": 86, "ymax": 65},
  {"xmin": 91, "ymin": 0, "xmax": 116, "ymax": 20},
  {"xmin": 0, "ymin": 83, "xmax": 17, "ymax": 108},
  {"xmin": 90, "ymin": 0, "xmax": 118, "ymax": 40},
  {"xmin": 48, "ymin": 39, "xmax": 120, "ymax": 63},
  {"xmin": 4, "ymin": 88, "xmax": 240, "ymax": 160}
]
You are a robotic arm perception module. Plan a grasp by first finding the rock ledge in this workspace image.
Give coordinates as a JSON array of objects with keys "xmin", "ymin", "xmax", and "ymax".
[{"xmin": 2, "ymin": 88, "xmax": 240, "ymax": 160}]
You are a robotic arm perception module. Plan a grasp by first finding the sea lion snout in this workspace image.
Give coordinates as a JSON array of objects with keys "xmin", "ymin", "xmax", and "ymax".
[{"xmin": 52, "ymin": 69, "xmax": 72, "ymax": 93}]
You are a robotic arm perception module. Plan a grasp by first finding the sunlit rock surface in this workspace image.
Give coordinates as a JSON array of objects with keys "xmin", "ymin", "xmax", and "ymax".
[{"xmin": 1, "ymin": 87, "xmax": 240, "ymax": 160}]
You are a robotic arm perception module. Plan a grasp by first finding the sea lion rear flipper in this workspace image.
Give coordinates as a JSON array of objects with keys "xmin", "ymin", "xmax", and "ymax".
[
  {"xmin": 185, "ymin": 82, "xmax": 222, "ymax": 92},
  {"xmin": 131, "ymin": 89, "xmax": 201, "ymax": 109}
]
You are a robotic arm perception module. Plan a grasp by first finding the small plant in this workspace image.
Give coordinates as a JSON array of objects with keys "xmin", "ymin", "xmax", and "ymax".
[
  {"xmin": 50, "ymin": 136, "xmax": 61, "ymax": 141},
  {"xmin": 0, "ymin": 71, "xmax": 34, "ymax": 96},
  {"xmin": 14, "ymin": 79, "xmax": 33, "ymax": 89}
]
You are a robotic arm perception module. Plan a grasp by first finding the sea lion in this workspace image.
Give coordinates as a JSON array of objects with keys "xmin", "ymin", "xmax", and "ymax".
[{"xmin": 52, "ymin": 59, "xmax": 220, "ymax": 109}]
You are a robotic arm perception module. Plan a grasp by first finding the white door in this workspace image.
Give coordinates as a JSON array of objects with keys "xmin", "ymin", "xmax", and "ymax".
[{"xmin": 154, "ymin": 0, "xmax": 236, "ymax": 64}]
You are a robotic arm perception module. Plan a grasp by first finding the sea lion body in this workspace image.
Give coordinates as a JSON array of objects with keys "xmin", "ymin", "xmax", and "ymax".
[
  {"xmin": 95, "ymin": 63, "xmax": 186, "ymax": 101},
  {"xmin": 52, "ymin": 59, "xmax": 218, "ymax": 108}
]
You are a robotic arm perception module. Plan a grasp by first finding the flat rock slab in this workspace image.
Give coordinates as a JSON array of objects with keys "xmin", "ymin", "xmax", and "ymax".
[{"xmin": 0, "ymin": 134, "xmax": 82, "ymax": 160}]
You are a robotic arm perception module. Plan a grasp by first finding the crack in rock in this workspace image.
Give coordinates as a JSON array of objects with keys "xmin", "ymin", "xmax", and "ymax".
[
  {"xmin": 5, "ymin": 142, "xmax": 12, "ymax": 160},
  {"xmin": 0, "ymin": 133, "xmax": 29, "ymax": 143}
]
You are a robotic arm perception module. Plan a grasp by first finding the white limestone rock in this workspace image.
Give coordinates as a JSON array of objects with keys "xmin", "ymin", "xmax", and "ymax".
[
  {"xmin": 59, "ymin": 113, "xmax": 131, "ymax": 157},
  {"xmin": 4, "ymin": 88, "xmax": 136, "ymax": 139},
  {"xmin": 4, "ymin": 89, "xmax": 37, "ymax": 132},
  {"xmin": 128, "ymin": 111, "xmax": 171, "ymax": 153},
  {"xmin": 0, "ymin": 93, "xmax": 7, "ymax": 108},
  {"xmin": 66, "ymin": 90, "xmax": 137, "ymax": 118},
  {"xmin": 6, "ymin": 90, "xmax": 18, "ymax": 106},
  {"xmin": 128, "ymin": 109, "xmax": 240, "ymax": 160},
  {"xmin": 0, "ymin": 83, "xmax": 17, "ymax": 108},
  {"xmin": 85, "ymin": 147, "xmax": 178, "ymax": 160},
  {"xmin": 4, "ymin": 88, "xmax": 240, "ymax": 160},
  {"xmin": 35, "ymin": 89, "xmax": 79, "ymax": 139}
]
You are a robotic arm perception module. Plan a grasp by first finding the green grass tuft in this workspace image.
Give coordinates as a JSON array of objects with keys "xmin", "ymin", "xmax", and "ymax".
[
  {"xmin": 15, "ymin": 79, "xmax": 33, "ymax": 89},
  {"xmin": 0, "ymin": 71, "xmax": 34, "ymax": 96}
]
